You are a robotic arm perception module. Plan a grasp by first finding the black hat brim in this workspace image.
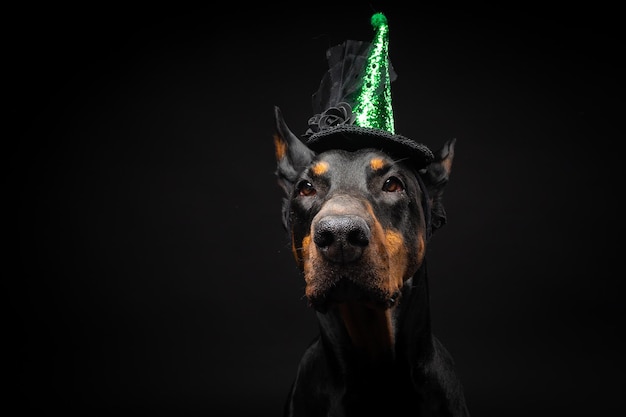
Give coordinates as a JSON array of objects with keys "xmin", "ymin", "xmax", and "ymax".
[{"xmin": 305, "ymin": 125, "xmax": 434, "ymax": 169}]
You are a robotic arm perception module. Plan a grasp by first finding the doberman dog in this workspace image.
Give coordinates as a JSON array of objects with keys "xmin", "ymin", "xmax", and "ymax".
[{"xmin": 273, "ymin": 106, "xmax": 470, "ymax": 416}]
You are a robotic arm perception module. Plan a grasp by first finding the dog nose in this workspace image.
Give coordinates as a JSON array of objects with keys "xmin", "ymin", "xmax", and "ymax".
[{"xmin": 313, "ymin": 215, "xmax": 370, "ymax": 263}]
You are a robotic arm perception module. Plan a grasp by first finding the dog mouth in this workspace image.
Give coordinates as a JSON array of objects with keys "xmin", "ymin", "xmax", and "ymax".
[{"xmin": 309, "ymin": 279, "xmax": 400, "ymax": 312}]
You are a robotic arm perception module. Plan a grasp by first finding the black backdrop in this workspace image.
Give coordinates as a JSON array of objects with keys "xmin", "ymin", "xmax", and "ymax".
[{"xmin": 11, "ymin": 3, "xmax": 623, "ymax": 416}]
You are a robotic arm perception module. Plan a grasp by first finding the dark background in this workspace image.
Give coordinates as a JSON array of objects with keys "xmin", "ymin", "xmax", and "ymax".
[{"xmin": 10, "ymin": 3, "xmax": 623, "ymax": 416}]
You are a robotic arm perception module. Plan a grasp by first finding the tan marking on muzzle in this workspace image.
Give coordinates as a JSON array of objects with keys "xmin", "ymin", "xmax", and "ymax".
[
  {"xmin": 302, "ymin": 234, "xmax": 322, "ymax": 293},
  {"xmin": 301, "ymin": 197, "xmax": 410, "ymax": 305},
  {"xmin": 365, "ymin": 204, "xmax": 409, "ymax": 295},
  {"xmin": 384, "ymin": 229, "xmax": 409, "ymax": 291},
  {"xmin": 303, "ymin": 196, "xmax": 369, "ymax": 299},
  {"xmin": 291, "ymin": 231, "xmax": 312, "ymax": 271}
]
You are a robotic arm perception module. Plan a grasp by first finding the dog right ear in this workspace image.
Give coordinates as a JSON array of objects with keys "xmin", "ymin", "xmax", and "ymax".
[
  {"xmin": 273, "ymin": 106, "xmax": 316, "ymax": 195},
  {"xmin": 421, "ymin": 138, "xmax": 456, "ymax": 235}
]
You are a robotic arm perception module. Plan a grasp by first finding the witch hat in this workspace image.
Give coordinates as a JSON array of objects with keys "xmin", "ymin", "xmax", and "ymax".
[{"xmin": 301, "ymin": 12, "xmax": 434, "ymax": 169}]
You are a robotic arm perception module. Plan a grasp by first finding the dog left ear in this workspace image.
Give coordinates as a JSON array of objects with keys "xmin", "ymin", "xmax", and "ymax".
[
  {"xmin": 273, "ymin": 106, "xmax": 316, "ymax": 195},
  {"xmin": 422, "ymin": 138, "xmax": 456, "ymax": 233}
]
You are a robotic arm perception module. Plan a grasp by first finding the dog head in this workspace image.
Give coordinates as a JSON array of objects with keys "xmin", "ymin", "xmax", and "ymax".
[{"xmin": 273, "ymin": 106, "xmax": 454, "ymax": 313}]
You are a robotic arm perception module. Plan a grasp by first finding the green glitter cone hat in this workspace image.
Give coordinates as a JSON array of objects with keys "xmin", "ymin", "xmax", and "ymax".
[{"xmin": 302, "ymin": 12, "xmax": 434, "ymax": 168}]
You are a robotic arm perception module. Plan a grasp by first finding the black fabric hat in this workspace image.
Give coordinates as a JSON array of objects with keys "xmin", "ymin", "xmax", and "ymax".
[{"xmin": 301, "ymin": 13, "xmax": 434, "ymax": 169}]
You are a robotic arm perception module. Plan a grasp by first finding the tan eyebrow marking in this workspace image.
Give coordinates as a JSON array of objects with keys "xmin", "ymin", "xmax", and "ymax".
[
  {"xmin": 312, "ymin": 161, "xmax": 329, "ymax": 176},
  {"xmin": 370, "ymin": 158, "xmax": 386, "ymax": 171}
]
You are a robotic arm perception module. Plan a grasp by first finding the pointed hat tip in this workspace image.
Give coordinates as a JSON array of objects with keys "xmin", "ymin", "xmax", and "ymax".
[{"xmin": 370, "ymin": 12, "xmax": 387, "ymax": 28}]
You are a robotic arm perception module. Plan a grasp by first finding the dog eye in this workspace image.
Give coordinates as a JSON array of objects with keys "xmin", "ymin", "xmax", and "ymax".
[
  {"xmin": 297, "ymin": 180, "xmax": 316, "ymax": 197},
  {"xmin": 382, "ymin": 176, "xmax": 404, "ymax": 192}
]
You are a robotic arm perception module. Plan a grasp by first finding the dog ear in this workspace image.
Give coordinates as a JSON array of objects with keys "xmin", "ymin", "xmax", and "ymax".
[
  {"xmin": 422, "ymin": 138, "xmax": 456, "ymax": 233},
  {"xmin": 273, "ymin": 106, "xmax": 316, "ymax": 195}
]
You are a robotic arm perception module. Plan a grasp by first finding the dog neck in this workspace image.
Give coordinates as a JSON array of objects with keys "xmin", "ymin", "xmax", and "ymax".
[{"xmin": 315, "ymin": 263, "xmax": 434, "ymax": 370}]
